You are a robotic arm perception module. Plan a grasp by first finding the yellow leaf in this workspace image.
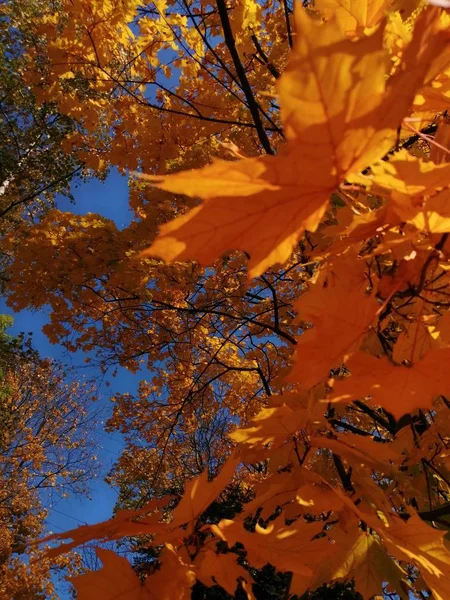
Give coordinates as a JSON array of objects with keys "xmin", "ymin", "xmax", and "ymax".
[
  {"xmin": 312, "ymin": 530, "xmax": 410, "ymax": 599},
  {"xmin": 142, "ymin": 8, "xmax": 446, "ymax": 277},
  {"xmin": 355, "ymin": 150, "xmax": 450, "ymax": 232},
  {"xmin": 139, "ymin": 152, "xmax": 334, "ymax": 279},
  {"xmin": 42, "ymin": 499, "xmax": 170, "ymax": 558},
  {"xmin": 229, "ymin": 403, "xmax": 307, "ymax": 455},
  {"xmin": 431, "ymin": 116, "xmax": 450, "ymax": 164},
  {"xmin": 353, "ymin": 148, "xmax": 450, "ymax": 194},
  {"xmin": 315, "ymin": 0, "xmax": 391, "ymax": 37},
  {"xmin": 376, "ymin": 515, "xmax": 450, "ymax": 600},
  {"xmin": 281, "ymin": 6, "xmax": 450, "ymax": 175},
  {"xmin": 141, "ymin": 7, "xmax": 448, "ymax": 278}
]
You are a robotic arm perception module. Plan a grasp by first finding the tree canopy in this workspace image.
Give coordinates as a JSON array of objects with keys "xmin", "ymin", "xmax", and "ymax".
[
  {"xmin": 0, "ymin": 316, "xmax": 99, "ymax": 599},
  {"xmin": 4, "ymin": 0, "xmax": 450, "ymax": 598}
]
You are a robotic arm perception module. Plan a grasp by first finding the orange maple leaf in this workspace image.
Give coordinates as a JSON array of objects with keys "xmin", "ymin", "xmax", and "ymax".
[
  {"xmin": 171, "ymin": 453, "xmax": 239, "ymax": 532},
  {"xmin": 354, "ymin": 149, "xmax": 450, "ymax": 232},
  {"xmin": 196, "ymin": 548, "xmax": 254, "ymax": 597},
  {"xmin": 375, "ymin": 515, "xmax": 450, "ymax": 600},
  {"xmin": 328, "ymin": 349, "xmax": 450, "ymax": 419},
  {"xmin": 288, "ymin": 255, "xmax": 379, "ymax": 387},
  {"xmin": 41, "ymin": 499, "xmax": 169, "ymax": 559},
  {"xmin": 68, "ymin": 549, "xmax": 153, "ymax": 600},
  {"xmin": 212, "ymin": 518, "xmax": 330, "ymax": 578},
  {"xmin": 315, "ymin": 0, "xmax": 391, "ymax": 37},
  {"xmin": 310, "ymin": 433, "xmax": 399, "ymax": 469},
  {"xmin": 140, "ymin": 7, "xmax": 448, "ymax": 278},
  {"xmin": 69, "ymin": 545, "xmax": 196, "ymax": 600}
]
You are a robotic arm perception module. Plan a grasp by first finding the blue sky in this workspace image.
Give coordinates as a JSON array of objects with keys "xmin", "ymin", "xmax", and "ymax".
[{"xmin": 2, "ymin": 168, "xmax": 145, "ymax": 592}]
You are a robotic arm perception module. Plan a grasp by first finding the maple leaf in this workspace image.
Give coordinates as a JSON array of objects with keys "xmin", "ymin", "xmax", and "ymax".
[
  {"xmin": 143, "ymin": 544, "xmax": 196, "ymax": 600},
  {"xmin": 279, "ymin": 9, "xmax": 385, "ymax": 175},
  {"xmin": 287, "ymin": 254, "xmax": 379, "ymax": 387},
  {"xmin": 70, "ymin": 545, "xmax": 196, "ymax": 600},
  {"xmin": 241, "ymin": 470, "xmax": 309, "ymax": 520},
  {"xmin": 212, "ymin": 518, "xmax": 331, "ymax": 581},
  {"xmin": 138, "ymin": 151, "xmax": 335, "ymax": 279},
  {"xmin": 171, "ymin": 453, "xmax": 239, "ymax": 532},
  {"xmin": 310, "ymin": 433, "xmax": 400, "ymax": 469},
  {"xmin": 294, "ymin": 482, "xmax": 344, "ymax": 515},
  {"xmin": 39, "ymin": 496, "xmax": 183, "ymax": 559},
  {"xmin": 312, "ymin": 526, "xmax": 410, "ymax": 599},
  {"xmin": 356, "ymin": 149, "xmax": 450, "ymax": 195},
  {"xmin": 392, "ymin": 321, "xmax": 436, "ymax": 363},
  {"xmin": 430, "ymin": 117, "xmax": 450, "ymax": 164},
  {"xmin": 42, "ymin": 455, "xmax": 239, "ymax": 558},
  {"xmin": 355, "ymin": 150, "xmax": 450, "ymax": 232},
  {"xmin": 282, "ymin": 6, "xmax": 450, "ymax": 174},
  {"xmin": 315, "ymin": 0, "xmax": 391, "ymax": 37},
  {"xmin": 375, "ymin": 515, "xmax": 450, "ymax": 600},
  {"xmin": 68, "ymin": 549, "xmax": 153, "ymax": 600},
  {"xmin": 229, "ymin": 403, "xmax": 308, "ymax": 455},
  {"xmin": 396, "ymin": 187, "xmax": 450, "ymax": 233},
  {"xmin": 140, "ymin": 6, "xmax": 448, "ymax": 278},
  {"xmin": 328, "ymin": 349, "xmax": 450, "ymax": 419},
  {"xmin": 195, "ymin": 548, "xmax": 254, "ymax": 597}
]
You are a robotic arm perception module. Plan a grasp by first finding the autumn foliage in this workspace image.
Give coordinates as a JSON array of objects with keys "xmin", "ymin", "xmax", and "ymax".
[
  {"xmin": 0, "ymin": 318, "xmax": 98, "ymax": 599},
  {"xmin": 6, "ymin": 0, "xmax": 450, "ymax": 598}
]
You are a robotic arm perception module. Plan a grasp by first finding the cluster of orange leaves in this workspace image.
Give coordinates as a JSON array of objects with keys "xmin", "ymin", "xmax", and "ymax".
[{"xmin": 12, "ymin": 0, "xmax": 450, "ymax": 598}]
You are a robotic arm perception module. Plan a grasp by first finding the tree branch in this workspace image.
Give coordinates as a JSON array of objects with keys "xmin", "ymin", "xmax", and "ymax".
[{"xmin": 215, "ymin": 0, "xmax": 274, "ymax": 154}]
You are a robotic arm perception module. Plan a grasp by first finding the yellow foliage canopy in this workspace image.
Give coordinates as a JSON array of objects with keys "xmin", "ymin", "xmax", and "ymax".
[{"xmin": 8, "ymin": 0, "xmax": 450, "ymax": 599}]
